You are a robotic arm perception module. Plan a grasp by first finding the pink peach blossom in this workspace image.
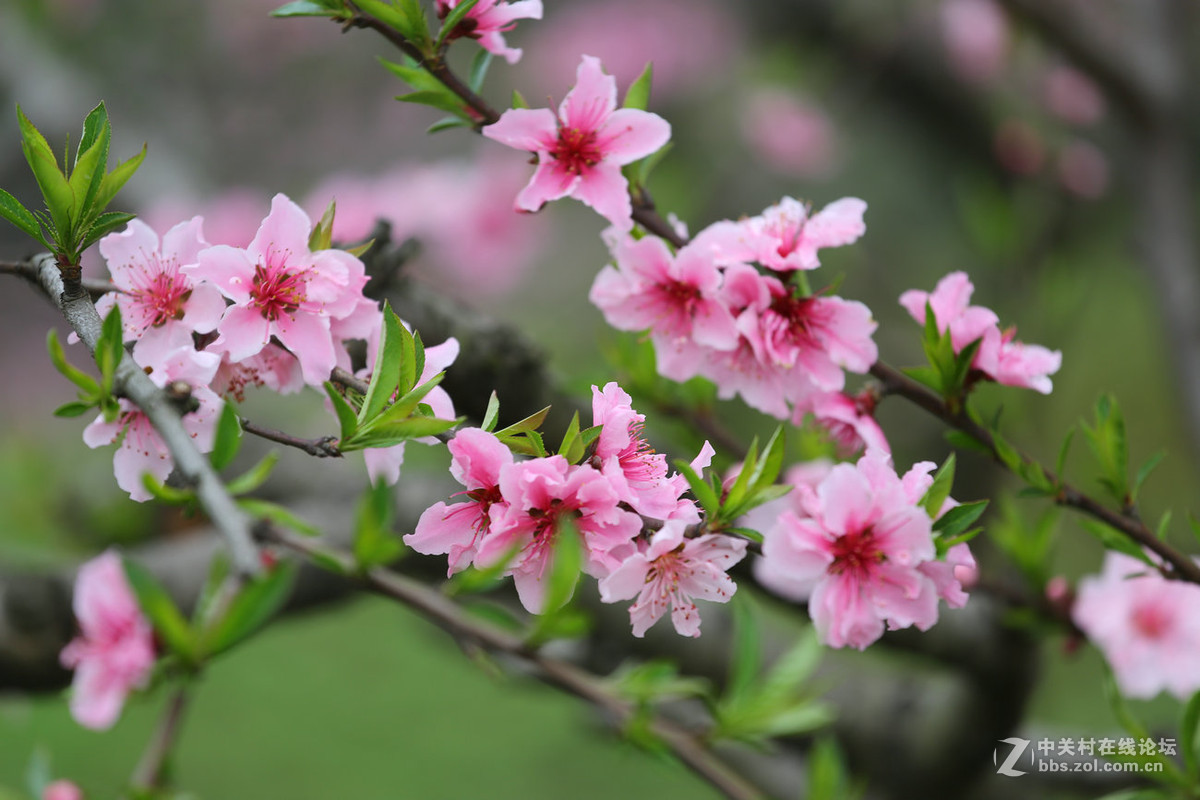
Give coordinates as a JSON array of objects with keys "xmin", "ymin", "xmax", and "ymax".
[
  {"xmin": 599, "ymin": 521, "xmax": 746, "ymax": 637},
  {"xmin": 83, "ymin": 328, "xmax": 223, "ymax": 502},
  {"xmin": 591, "ymin": 381, "xmax": 677, "ymax": 517},
  {"xmin": 940, "ymin": 0, "xmax": 1010, "ymax": 85},
  {"xmin": 94, "ymin": 218, "xmax": 226, "ymax": 344},
  {"xmin": 1042, "ymin": 66, "xmax": 1106, "ymax": 126},
  {"xmin": 483, "ymin": 55, "xmax": 671, "ymax": 231},
  {"xmin": 43, "ymin": 780, "xmax": 84, "ymax": 800},
  {"xmin": 796, "ymin": 391, "xmax": 890, "ymax": 457},
  {"xmin": 59, "ymin": 551, "xmax": 156, "ymax": 730},
  {"xmin": 756, "ymin": 450, "xmax": 948, "ymax": 649},
  {"xmin": 1073, "ymin": 552, "xmax": 1200, "ymax": 699},
  {"xmin": 404, "ymin": 428, "xmax": 513, "ymax": 574},
  {"xmin": 437, "ymin": 0, "xmax": 543, "ymax": 64},
  {"xmin": 183, "ymin": 193, "xmax": 371, "ymax": 386},
  {"xmin": 741, "ymin": 90, "xmax": 838, "ymax": 179},
  {"xmin": 705, "ymin": 197, "xmax": 867, "ymax": 273},
  {"xmin": 476, "ymin": 457, "xmax": 642, "ymax": 613}
]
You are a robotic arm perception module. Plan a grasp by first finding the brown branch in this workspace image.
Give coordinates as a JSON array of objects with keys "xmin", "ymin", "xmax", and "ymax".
[
  {"xmin": 868, "ymin": 360, "xmax": 1200, "ymax": 585},
  {"xmin": 130, "ymin": 684, "xmax": 191, "ymax": 792},
  {"xmin": 240, "ymin": 418, "xmax": 342, "ymax": 458},
  {"xmin": 261, "ymin": 524, "xmax": 767, "ymax": 800}
]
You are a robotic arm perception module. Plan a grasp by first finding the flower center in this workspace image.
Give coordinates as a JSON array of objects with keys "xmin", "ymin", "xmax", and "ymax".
[
  {"xmin": 133, "ymin": 269, "xmax": 190, "ymax": 327},
  {"xmin": 551, "ymin": 126, "xmax": 603, "ymax": 174},
  {"xmin": 251, "ymin": 264, "xmax": 307, "ymax": 321},
  {"xmin": 828, "ymin": 528, "xmax": 883, "ymax": 579},
  {"xmin": 1130, "ymin": 601, "xmax": 1171, "ymax": 639}
]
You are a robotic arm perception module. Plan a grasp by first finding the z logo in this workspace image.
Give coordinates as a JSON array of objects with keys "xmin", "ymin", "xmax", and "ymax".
[{"xmin": 994, "ymin": 737, "xmax": 1031, "ymax": 777}]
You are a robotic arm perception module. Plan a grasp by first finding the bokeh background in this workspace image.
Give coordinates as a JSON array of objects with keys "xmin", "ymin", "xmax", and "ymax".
[{"xmin": 1, "ymin": 0, "xmax": 1197, "ymax": 797}]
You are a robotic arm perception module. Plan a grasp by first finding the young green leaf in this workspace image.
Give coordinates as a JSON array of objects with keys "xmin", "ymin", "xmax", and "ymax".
[
  {"xmin": 359, "ymin": 303, "xmax": 406, "ymax": 423},
  {"xmin": 209, "ymin": 402, "xmax": 243, "ymax": 471},
  {"xmin": 324, "ymin": 382, "xmax": 360, "ymax": 440},
  {"xmin": 0, "ymin": 187, "xmax": 49, "ymax": 247},
  {"xmin": 1132, "ymin": 451, "xmax": 1166, "ymax": 504},
  {"xmin": 493, "ymin": 406, "xmax": 551, "ymax": 438},
  {"xmin": 16, "ymin": 106, "xmax": 73, "ymax": 241},
  {"xmin": 238, "ymin": 497, "xmax": 322, "ymax": 537},
  {"xmin": 69, "ymin": 102, "xmax": 111, "ymax": 221},
  {"xmin": 674, "ymin": 458, "xmax": 718, "ymax": 517},
  {"xmin": 225, "ymin": 452, "xmax": 279, "ymax": 496},
  {"xmin": 725, "ymin": 596, "xmax": 762, "ymax": 706},
  {"xmin": 921, "ymin": 454, "xmax": 955, "ymax": 518},
  {"xmin": 436, "ymin": 0, "xmax": 482, "ymax": 47},
  {"xmin": 202, "ymin": 563, "xmax": 298, "ymax": 657},
  {"xmin": 122, "ymin": 558, "xmax": 196, "ymax": 662},
  {"xmin": 95, "ymin": 306, "xmax": 125, "ymax": 398},
  {"xmin": 481, "ymin": 391, "xmax": 500, "ymax": 432},
  {"xmin": 468, "ymin": 49, "xmax": 493, "ymax": 92},
  {"xmin": 93, "ymin": 143, "xmax": 146, "ymax": 211},
  {"xmin": 623, "ymin": 63, "xmax": 654, "ymax": 110},
  {"xmin": 353, "ymin": 480, "xmax": 403, "ymax": 569},
  {"xmin": 47, "ymin": 329, "xmax": 100, "ymax": 395},
  {"xmin": 271, "ymin": 0, "xmax": 341, "ymax": 16},
  {"xmin": 79, "ymin": 211, "xmax": 135, "ymax": 252},
  {"xmin": 932, "ymin": 499, "xmax": 987, "ymax": 539},
  {"xmin": 308, "ymin": 198, "xmax": 336, "ymax": 251}
]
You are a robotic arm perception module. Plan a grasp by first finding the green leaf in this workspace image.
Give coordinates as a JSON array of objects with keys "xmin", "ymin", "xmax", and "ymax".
[
  {"xmin": 1078, "ymin": 519, "xmax": 1155, "ymax": 565},
  {"xmin": 1132, "ymin": 451, "xmax": 1166, "ymax": 504},
  {"xmin": 481, "ymin": 391, "xmax": 500, "ymax": 432},
  {"xmin": 726, "ymin": 597, "xmax": 762, "ymax": 705},
  {"xmin": 360, "ymin": 303, "xmax": 406, "ymax": 423},
  {"xmin": 79, "ymin": 210, "xmax": 135, "ymax": 252},
  {"xmin": 1181, "ymin": 689, "xmax": 1200, "ymax": 778},
  {"xmin": 192, "ymin": 552, "xmax": 231, "ymax": 629},
  {"xmin": 427, "ymin": 116, "xmax": 474, "ymax": 134},
  {"xmin": 0, "ymin": 187, "xmax": 49, "ymax": 247},
  {"xmin": 932, "ymin": 499, "xmax": 988, "ymax": 539},
  {"xmin": 324, "ymin": 382, "xmax": 360, "ymax": 440},
  {"xmin": 140, "ymin": 472, "xmax": 196, "ymax": 505},
  {"xmin": 271, "ymin": 0, "xmax": 340, "ymax": 16},
  {"xmin": 238, "ymin": 497, "xmax": 322, "ymax": 537},
  {"xmin": 53, "ymin": 400, "xmax": 95, "ymax": 417},
  {"xmin": 921, "ymin": 455, "xmax": 955, "ymax": 519},
  {"xmin": 202, "ymin": 562, "xmax": 298, "ymax": 657},
  {"xmin": 308, "ymin": 198, "xmax": 336, "ymax": 251},
  {"xmin": 903, "ymin": 365, "xmax": 942, "ymax": 394},
  {"xmin": 635, "ymin": 141, "xmax": 673, "ymax": 187},
  {"xmin": 541, "ymin": 518, "xmax": 583, "ymax": 615},
  {"xmin": 623, "ymin": 62, "xmax": 653, "ymax": 110},
  {"xmin": 47, "ymin": 329, "xmax": 100, "ymax": 394},
  {"xmin": 1056, "ymin": 425, "xmax": 1076, "ymax": 479},
  {"xmin": 674, "ymin": 458, "xmax": 718, "ymax": 517},
  {"xmin": 366, "ymin": 372, "xmax": 444, "ymax": 429},
  {"xmin": 557, "ymin": 411, "xmax": 582, "ymax": 459},
  {"xmin": 1082, "ymin": 393, "xmax": 1129, "ymax": 501},
  {"xmin": 436, "ymin": 0, "xmax": 482, "ymax": 47},
  {"xmin": 1155, "ymin": 510, "xmax": 1172, "ymax": 540},
  {"xmin": 396, "ymin": 89, "xmax": 470, "ymax": 117},
  {"xmin": 346, "ymin": 415, "xmax": 461, "ymax": 448},
  {"xmin": 944, "ymin": 429, "xmax": 991, "ymax": 456},
  {"xmin": 69, "ymin": 102, "xmax": 111, "ymax": 221},
  {"xmin": 96, "ymin": 305, "xmax": 125, "ymax": 398},
  {"xmin": 494, "ymin": 406, "xmax": 551, "ymax": 438},
  {"xmin": 511, "ymin": 89, "xmax": 529, "ymax": 109},
  {"xmin": 358, "ymin": 0, "xmax": 429, "ymax": 46},
  {"xmin": 225, "ymin": 452, "xmax": 279, "ymax": 496},
  {"xmin": 468, "ymin": 48, "xmax": 492, "ymax": 92},
  {"xmin": 17, "ymin": 105, "xmax": 73, "ymax": 242},
  {"xmin": 992, "ymin": 433, "xmax": 1021, "ymax": 473},
  {"xmin": 94, "ymin": 142, "xmax": 146, "ymax": 211},
  {"xmin": 209, "ymin": 402, "xmax": 243, "ymax": 471},
  {"xmin": 722, "ymin": 436, "xmax": 759, "ymax": 518},
  {"xmin": 345, "ymin": 238, "xmax": 374, "ymax": 258},
  {"xmin": 353, "ymin": 480, "xmax": 403, "ymax": 569},
  {"xmin": 759, "ymin": 629, "xmax": 822, "ymax": 705},
  {"xmin": 808, "ymin": 737, "xmax": 861, "ymax": 800},
  {"xmin": 122, "ymin": 558, "xmax": 196, "ymax": 661}
]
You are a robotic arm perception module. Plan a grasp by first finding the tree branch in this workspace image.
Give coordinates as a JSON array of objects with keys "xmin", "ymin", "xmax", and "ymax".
[
  {"xmin": 260, "ymin": 524, "xmax": 767, "ymax": 800},
  {"xmin": 240, "ymin": 418, "xmax": 342, "ymax": 458},
  {"xmin": 130, "ymin": 684, "xmax": 191, "ymax": 792},
  {"xmin": 26, "ymin": 253, "xmax": 261, "ymax": 578},
  {"xmin": 0, "ymin": 259, "xmax": 117, "ymax": 301}
]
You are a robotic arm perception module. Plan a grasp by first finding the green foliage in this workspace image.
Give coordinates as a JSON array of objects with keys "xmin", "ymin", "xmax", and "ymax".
[
  {"xmin": 353, "ymin": 480, "xmax": 403, "ymax": 570},
  {"xmin": 904, "ymin": 300, "xmax": 982, "ymax": 401},
  {"xmin": 1082, "ymin": 394, "xmax": 1130, "ymax": 503},
  {"xmin": 526, "ymin": 520, "xmax": 590, "ymax": 645},
  {"xmin": 623, "ymin": 63, "xmax": 654, "ymax": 111},
  {"xmin": 4, "ymin": 103, "xmax": 144, "ymax": 266},
  {"xmin": 47, "ymin": 327, "xmax": 116, "ymax": 421},
  {"xmin": 208, "ymin": 403, "xmax": 244, "ymax": 471},
  {"xmin": 988, "ymin": 499, "xmax": 1058, "ymax": 587},
  {"xmin": 807, "ymin": 737, "xmax": 864, "ymax": 800},
  {"xmin": 271, "ymin": 0, "xmax": 350, "ymax": 19},
  {"xmin": 674, "ymin": 426, "xmax": 790, "ymax": 532},
  {"xmin": 712, "ymin": 600, "xmax": 832, "ymax": 744},
  {"xmin": 1181, "ymin": 689, "xmax": 1200, "ymax": 780},
  {"xmin": 200, "ymin": 562, "xmax": 298, "ymax": 658},
  {"xmin": 1077, "ymin": 519, "xmax": 1155, "ymax": 566},
  {"xmin": 435, "ymin": 0, "xmax": 481, "ymax": 48},
  {"xmin": 123, "ymin": 558, "xmax": 199, "ymax": 664},
  {"xmin": 237, "ymin": 497, "xmax": 321, "ymax": 537},
  {"xmin": 493, "ymin": 404, "xmax": 551, "ymax": 456},
  {"xmin": 921, "ymin": 454, "xmax": 956, "ymax": 519},
  {"xmin": 325, "ymin": 304, "xmax": 461, "ymax": 451},
  {"xmin": 380, "ymin": 58, "xmax": 470, "ymax": 120}
]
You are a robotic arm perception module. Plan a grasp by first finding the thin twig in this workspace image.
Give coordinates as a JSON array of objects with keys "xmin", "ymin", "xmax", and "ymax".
[
  {"xmin": 0, "ymin": 259, "xmax": 118, "ymax": 301},
  {"xmin": 868, "ymin": 361, "xmax": 1200, "ymax": 585},
  {"xmin": 28, "ymin": 254, "xmax": 261, "ymax": 577},
  {"xmin": 262, "ymin": 525, "xmax": 766, "ymax": 800},
  {"xmin": 240, "ymin": 418, "xmax": 342, "ymax": 458},
  {"xmin": 130, "ymin": 684, "xmax": 191, "ymax": 791}
]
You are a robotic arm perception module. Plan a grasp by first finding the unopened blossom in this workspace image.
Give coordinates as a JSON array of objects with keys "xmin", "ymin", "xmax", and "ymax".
[
  {"xmin": 83, "ymin": 328, "xmax": 222, "ymax": 502},
  {"xmin": 900, "ymin": 271, "xmax": 1062, "ymax": 393},
  {"xmin": 43, "ymin": 780, "xmax": 84, "ymax": 800},
  {"xmin": 476, "ymin": 457, "xmax": 642, "ymax": 613},
  {"xmin": 436, "ymin": 0, "xmax": 543, "ymax": 64},
  {"xmin": 599, "ymin": 521, "xmax": 747, "ymax": 637},
  {"xmin": 183, "ymin": 193, "xmax": 371, "ymax": 386},
  {"xmin": 405, "ymin": 428, "xmax": 512, "ymax": 575},
  {"xmin": 1073, "ymin": 553, "xmax": 1200, "ymax": 700},
  {"xmin": 483, "ymin": 55, "xmax": 671, "ymax": 230},
  {"xmin": 59, "ymin": 551, "xmax": 156, "ymax": 730},
  {"xmin": 757, "ymin": 449, "xmax": 947, "ymax": 650},
  {"xmin": 591, "ymin": 382, "xmax": 676, "ymax": 517},
  {"xmin": 94, "ymin": 217, "xmax": 225, "ymax": 343},
  {"xmin": 589, "ymin": 235, "xmax": 737, "ymax": 381}
]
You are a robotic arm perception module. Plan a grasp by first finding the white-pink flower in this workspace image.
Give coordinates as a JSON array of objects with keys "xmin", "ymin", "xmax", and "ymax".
[
  {"xmin": 483, "ymin": 55, "xmax": 671, "ymax": 231},
  {"xmin": 589, "ymin": 235, "xmax": 737, "ymax": 381},
  {"xmin": 59, "ymin": 551, "xmax": 155, "ymax": 730},
  {"xmin": 404, "ymin": 428, "xmax": 512, "ymax": 575},
  {"xmin": 736, "ymin": 196, "xmax": 867, "ymax": 272},
  {"xmin": 796, "ymin": 390, "xmax": 890, "ymax": 457},
  {"xmin": 83, "ymin": 328, "xmax": 222, "ymax": 502},
  {"xmin": 756, "ymin": 450, "xmax": 945, "ymax": 650},
  {"xmin": 1073, "ymin": 552, "xmax": 1200, "ymax": 700},
  {"xmin": 599, "ymin": 521, "xmax": 746, "ymax": 637},
  {"xmin": 183, "ymin": 193, "xmax": 371, "ymax": 386},
  {"xmin": 437, "ymin": 0, "xmax": 543, "ymax": 64},
  {"xmin": 95, "ymin": 218, "xmax": 226, "ymax": 344},
  {"xmin": 476, "ymin": 457, "xmax": 642, "ymax": 613},
  {"xmin": 591, "ymin": 381, "xmax": 677, "ymax": 517},
  {"xmin": 43, "ymin": 780, "xmax": 84, "ymax": 800}
]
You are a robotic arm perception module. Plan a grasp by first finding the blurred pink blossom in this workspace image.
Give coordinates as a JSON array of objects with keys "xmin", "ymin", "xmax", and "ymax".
[
  {"xmin": 43, "ymin": 781, "xmax": 84, "ymax": 800},
  {"xmin": 1073, "ymin": 552, "xmax": 1200, "ymax": 699},
  {"xmin": 436, "ymin": 0, "xmax": 543, "ymax": 64},
  {"xmin": 60, "ymin": 551, "xmax": 156, "ymax": 730},
  {"xmin": 144, "ymin": 189, "xmax": 266, "ymax": 249},
  {"xmin": 741, "ymin": 90, "xmax": 838, "ymax": 179},
  {"xmin": 940, "ymin": 0, "xmax": 1010, "ymax": 85},
  {"xmin": 520, "ymin": 0, "xmax": 740, "ymax": 101},
  {"xmin": 1042, "ymin": 66, "xmax": 1106, "ymax": 126},
  {"xmin": 1057, "ymin": 139, "xmax": 1109, "ymax": 199}
]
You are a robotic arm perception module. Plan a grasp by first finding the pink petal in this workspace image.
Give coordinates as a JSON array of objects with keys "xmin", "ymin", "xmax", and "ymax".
[
  {"xmin": 180, "ymin": 283, "xmax": 229, "ymax": 334},
  {"xmin": 482, "ymin": 108, "xmax": 558, "ymax": 152},
  {"xmin": 184, "ymin": 245, "xmax": 255, "ymax": 304},
  {"xmin": 249, "ymin": 194, "xmax": 313, "ymax": 264},
  {"xmin": 596, "ymin": 108, "xmax": 671, "ymax": 166},
  {"xmin": 98, "ymin": 219, "xmax": 159, "ymax": 292},
  {"xmin": 213, "ymin": 304, "xmax": 272, "ymax": 362},
  {"xmin": 273, "ymin": 312, "xmax": 336, "ymax": 386},
  {"xmin": 571, "ymin": 161, "xmax": 633, "ymax": 230},
  {"xmin": 803, "ymin": 197, "xmax": 867, "ymax": 249},
  {"xmin": 559, "ymin": 55, "xmax": 617, "ymax": 131},
  {"xmin": 598, "ymin": 553, "xmax": 651, "ymax": 602},
  {"xmin": 516, "ymin": 160, "xmax": 578, "ymax": 212},
  {"xmin": 160, "ymin": 216, "xmax": 209, "ymax": 266}
]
